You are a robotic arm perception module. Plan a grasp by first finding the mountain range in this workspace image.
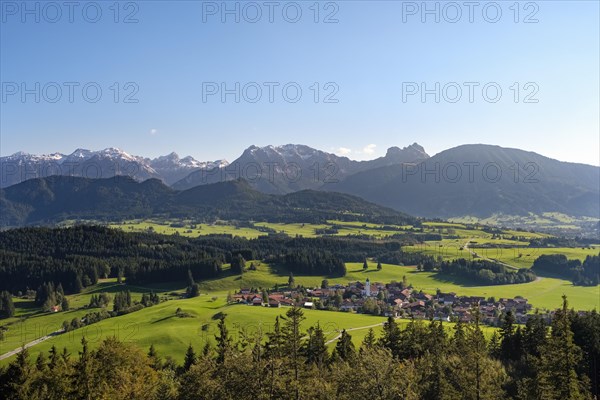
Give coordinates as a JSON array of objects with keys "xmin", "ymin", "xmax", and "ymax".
[
  {"xmin": 329, "ymin": 144, "xmax": 600, "ymax": 219},
  {"xmin": 0, "ymin": 176, "xmax": 413, "ymax": 227},
  {"xmin": 0, "ymin": 147, "xmax": 228, "ymax": 188},
  {"xmin": 1, "ymin": 143, "xmax": 598, "ymax": 222},
  {"xmin": 171, "ymin": 142, "xmax": 429, "ymax": 193}
]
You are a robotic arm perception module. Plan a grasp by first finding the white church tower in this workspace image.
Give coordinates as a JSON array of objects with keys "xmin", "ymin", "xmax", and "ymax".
[{"xmin": 365, "ymin": 278, "xmax": 371, "ymax": 297}]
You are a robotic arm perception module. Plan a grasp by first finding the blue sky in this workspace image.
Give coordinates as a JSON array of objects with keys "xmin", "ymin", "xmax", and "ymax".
[{"xmin": 1, "ymin": 0, "xmax": 599, "ymax": 165}]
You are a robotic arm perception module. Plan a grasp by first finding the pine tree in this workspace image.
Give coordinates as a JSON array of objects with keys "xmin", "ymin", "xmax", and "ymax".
[
  {"xmin": 230, "ymin": 254, "xmax": 246, "ymax": 275},
  {"xmin": 538, "ymin": 295, "xmax": 588, "ymax": 399},
  {"xmin": 288, "ymin": 272, "xmax": 295, "ymax": 289},
  {"xmin": 147, "ymin": 344, "xmax": 162, "ymax": 370},
  {"xmin": 1, "ymin": 346, "xmax": 33, "ymax": 399},
  {"xmin": 56, "ymin": 283, "xmax": 64, "ymax": 298},
  {"xmin": 303, "ymin": 323, "xmax": 327, "ymax": 368},
  {"xmin": 35, "ymin": 352, "xmax": 46, "ymax": 372},
  {"xmin": 379, "ymin": 316, "xmax": 401, "ymax": 358},
  {"xmin": 419, "ymin": 320, "xmax": 455, "ymax": 399},
  {"xmin": 0, "ymin": 291, "xmax": 15, "ymax": 318},
  {"xmin": 499, "ymin": 311, "xmax": 518, "ymax": 361},
  {"xmin": 75, "ymin": 275, "xmax": 83, "ymax": 293},
  {"xmin": 333, "ymin": 329, "xmax": 355, "ymax": 361},
  {"xmin": 265, "ymin": 316, "xmax": 286, "ymax": 399},
  {"xmin": 73, "ymin": 337, "xmax": 94, "ymax": 400},
  {"xmin": 377, "ymin": 261, "xmax": 382, "ymax": 270},
  {"xmin": 467, "ymin": 309, "xmax": 489, "ymax": 399},
  {"xmin": 488, "ymin": 331, "xmax": 501, "ymax": 359},
  {"xmin": 183, "ymin": 344, "xmax": 197, "ymax": 371},
  {"xmin": 282, "ymin": 306, "xmax": 305, "ymax": 400},
  {"xmin": 363, "ymin": 259, "xmax": 368, "ymax": 270},
  {"xmin": 215, "ymin": 314, "xmax": 232, "ymax": 364},
  {"xmin": 361, "ymin": 328, "xmax": 376, "ymax": 350},
  {"xmin": 201, "ymin": 342, "xmax": 212, "ymax": 358},
  {"xmin": 61, "ymin": 296, "xmax": 69, "ymax": 311},
  {"xmin": 266, "ymin": 316, "xmax": 285, "ymax": 359}
]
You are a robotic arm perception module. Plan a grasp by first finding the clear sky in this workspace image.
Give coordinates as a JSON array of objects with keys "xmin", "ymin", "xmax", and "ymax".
[{"xmin": 1, "ymin": 1, "xmax": 599, "ymax": 165}]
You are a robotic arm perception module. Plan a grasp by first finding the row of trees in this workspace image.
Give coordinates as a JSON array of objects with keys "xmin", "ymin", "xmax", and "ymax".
[
  {"xmin": 532, "ymin": 253, "xmax": 599, "ymax": 286},
  {"xmin": 278, "ymin": 250, "xmax": 347, "ymax": 277},
  {"xmin": 0, "ymin": 226, "xmax": 594, "ymax": 297},
  {"xmin": 438, "ymin": 258, "xmax": 537, "ymax": 285},
  {"xmin": 88, "ymin": 293, "xmax": 111, "ymax": 308},
  {"xmin": 113, "ymin": 291, "xmax": 132, "ymax": 313},
  {"xmin": 1, "ymin": 296, "xmax": 597, "ymax": 399}
]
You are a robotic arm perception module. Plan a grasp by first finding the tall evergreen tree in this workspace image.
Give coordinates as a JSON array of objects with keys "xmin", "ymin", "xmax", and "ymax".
[
  {"xmin": 215, "ymin": 314, "xmax": 232, "ymax": 364},
  {"xmin": 448, "ymin": 309, "xmax": 507, "ymax": 399},
  {"xmin": 361, "ymin": 328, "xmax": 376, "ymax": 350},
  {"xmin": 0, "ymin": 346, "xmax": 33, "ymax": 400},
  {"xmin": 73, "ymin": 337, "xmax": 94, "ymax": 400},
  {"xmin": 282, "ymin": 306, "xmax": 305, "ymax": 400},
  {"xmin": 379, "ymin": 316, "xmax": 402, "ymax": 358},
  {"xmin": 499, "ymin": 311, "xmax": 518, "ymax": 361},
  {"xmin": 419, "ymin": 320, "xmax": 455, "ymax": 399},
  {"xmin": 230, "ymin": 254, "xmax": 246, "ymax": 275},
  {"xmin": 183, "ymin": 344, "xmax": 197, "ymax": 371},
  {"xmin": 538, "ymin": 296, "xmax": 589, "ymax": 399},
  {"xmin": 569, "ymin": 309, "xmax": 600, "ymax": 398},
  {"xmin": 333, "ymin": 329, "xmax": 355, "ymax": 361},
  {"xmin": 0, "ymin": 291, "xmax": 15, "ymax": 318},
  {"xmin": 302, "ymin": 323, "xmax": 327, "ymax": 369}
]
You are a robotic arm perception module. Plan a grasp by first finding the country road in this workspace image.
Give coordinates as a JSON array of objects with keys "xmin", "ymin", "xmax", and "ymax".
[
  {"xmin": 325, "ymin": 322, "xmax": 385, "ymax": 345},
  {"xmin": 0, "ymin": 329, "xmax": 64, "ymax": 361},
  {"xmin": 463, "ymin": 238, "xmax": 520, "ymax": 271}
]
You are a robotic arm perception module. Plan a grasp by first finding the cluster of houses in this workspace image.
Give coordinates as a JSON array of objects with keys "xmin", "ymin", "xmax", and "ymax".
[{"xmin": 232, "ymin": 278, "xmax": 533, "ymax": 326}]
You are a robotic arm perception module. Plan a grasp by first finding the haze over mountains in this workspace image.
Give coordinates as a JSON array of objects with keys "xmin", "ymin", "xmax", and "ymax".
[
  {"xmin": 1, "ymin": 143, "xmax": 598, "ymax": 223},
  {"xmin": 329, "ymin": 144, "xmax": 600, "ymax": 219},
  {"xmin": 0, "ymin": 176, "xmax": 413, "ymax": 227}
]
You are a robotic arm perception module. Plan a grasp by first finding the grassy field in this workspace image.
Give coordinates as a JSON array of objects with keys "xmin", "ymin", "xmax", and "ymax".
[
  {"xmin": 4, "ymin": 219, "xmax": 598, "ymax": 368},
  {"xmin": 107, "ymin": 219, "xmax": 599, "ymax": 254},
  {"xmin": 403, "ymin": 242, "xmax": 599, "ymax": 269},
  {"xmin": 450, "ymin": 213, "xmax": 599, "ymax": 233},
  {"xmin": 110, "ymin": 220, "xmax": 266, "ymax": 239},
  {"xmin": 0, "ymin": 279, "xmax": 500, "ymax": 367},
  {"xmin": 0, "ymin": 292, "xmax": 390, "ymax": 366},
  {"xmin": 195, "ymin": 262, "xmax": 597, "ymax": 311},
  {"xmin": 2, "ymin": 259, "xmax": 594, "ymax": 367},
  {"xmin": 253, "ymin": 222, "xmax": 329, "ymax": 238}
]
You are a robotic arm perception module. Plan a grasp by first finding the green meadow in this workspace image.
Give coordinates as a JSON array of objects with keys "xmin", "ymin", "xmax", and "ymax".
[
  {"xmin": 403, "ymin": 242, "xmax": 599, "ymax": 269},
  {"xmin": 1, "ymin": 278, "xmax": 499, "ymax": 367},
  {"xmin": 0, "ymin": 291, "xmax": 389, "ymax": 366},
  {"xmin": 110, "ymin": 220, "xmax": 265, "ymax": 239},
  {"xmin": 3, "ymin": 219, "xmax": 598, "ymax": 368}
]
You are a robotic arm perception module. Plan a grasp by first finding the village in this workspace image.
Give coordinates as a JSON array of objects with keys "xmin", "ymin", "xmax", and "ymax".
[{"xmin": 232, "ymin": 277, "xmax": 534, "ymax": 327}]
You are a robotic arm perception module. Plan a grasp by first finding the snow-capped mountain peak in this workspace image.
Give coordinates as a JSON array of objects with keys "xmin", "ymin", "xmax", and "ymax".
[{"xmin": 0, "ymin": 147, "xmax": 229, "ymax": 187}]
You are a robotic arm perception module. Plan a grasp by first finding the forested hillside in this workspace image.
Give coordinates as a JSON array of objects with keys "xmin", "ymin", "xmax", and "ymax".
[{"xmin": 0, "ymin": 177, "xmax": 415, "ymax": 226}]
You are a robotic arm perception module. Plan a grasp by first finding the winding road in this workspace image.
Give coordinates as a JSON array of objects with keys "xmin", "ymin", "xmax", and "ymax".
[
  {"xmin": 0, "ymin": 329, "xmax": 64, "ymax": 361},
  {"xmin": 325, "ymin": 322, "xmax": 386, "ymax": 345}
]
